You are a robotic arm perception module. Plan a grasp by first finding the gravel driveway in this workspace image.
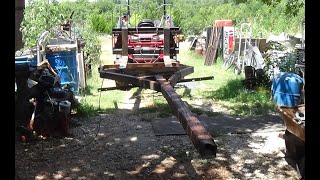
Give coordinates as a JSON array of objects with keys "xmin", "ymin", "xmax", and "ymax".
[{"xmin": 15, "ymin": 89, "xmax": 301, "ymax": 180}]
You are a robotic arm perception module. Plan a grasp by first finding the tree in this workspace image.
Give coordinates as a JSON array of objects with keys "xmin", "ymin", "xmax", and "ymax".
[
  {"xmin": 235, "ymin": 0, "xmax": 304, "ymax": 16},
  {"xmin": 20, "ymin": 0, "xmax": 101, "ymax": 67},
  {"xmin": 262, "ymin": 0, "xmax": 304, "ymax": 16},
  {"xmin": 21, "ymin": 0, "xmax": 62, "ymax": 48}
]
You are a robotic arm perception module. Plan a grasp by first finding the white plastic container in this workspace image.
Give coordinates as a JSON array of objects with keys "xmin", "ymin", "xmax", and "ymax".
[{"xmin": 59, "ymin": 100, "xmax": 71, "ymax": 114}]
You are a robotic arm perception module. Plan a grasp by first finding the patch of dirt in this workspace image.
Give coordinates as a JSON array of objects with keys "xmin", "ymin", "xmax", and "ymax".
[{"xmin": 15, "ymin": 88, "xmax": 301, "ymax": 180}]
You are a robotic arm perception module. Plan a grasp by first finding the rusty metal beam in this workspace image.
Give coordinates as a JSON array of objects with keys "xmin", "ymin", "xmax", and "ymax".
[
  {"xmin": 98, "ymin": 85, "xmax": 135, "ymax": 91},
  {"xmin": 155, "ymin": 75, "xmax": 217, "ymax": 156},
  {"xmin": 164, "ymin": 28, "xmax": 170, "ymax": 56},
  {"xmin": 121, "ymin": 28, "xmax": 128, "ymax": 56},
  {"xmin": 99, "ymin": 63, "xmax": 191, "ymax": 78},
  {"xmin": 178, "ymin": 76, "xmax": 214, "ymax": 83},
  {"xmin": 168, "ymin": 66, "xmax": 194, "ymax": 87},
  {"xmin": 99, "ymin": 70, "xmax": 160, "ymax": 91},
  {"xmin": 112, "ymin": 27, "xmax": 180, "ymax": 34}
]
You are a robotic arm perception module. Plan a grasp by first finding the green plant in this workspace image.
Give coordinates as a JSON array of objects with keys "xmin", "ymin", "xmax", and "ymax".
[
  {"xmin": 20, "ymin": 0, "xmax": 62, "ymax": 49},
  {"xmin": 80, "ymin": 24, "xmax": 102, "ymax": 73},
  {"xmin": 21, "ymin": 0, "xmax": 102, "ymax": 67},
  {"xmin": 76, "ymin": 99, "xmax": 100, "ymax": 117},
  {"xmin": 77, "ymin": 64, "xmax": 128, "ymax": 116},
  {"xmin": 201, "ymin": 78, "xmax": 276, "ymax": 116},
  {"xmin": 90, "ymin": 13, "xmax": 111, "ymax": 34}
]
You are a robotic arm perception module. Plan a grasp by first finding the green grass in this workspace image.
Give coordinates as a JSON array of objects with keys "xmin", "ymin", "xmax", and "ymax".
[
  {"xmin": 174, "ymin": 47, "xmax": 277, "ymax": 116},
  {"xmin": 75, "ymin": 36, "xmax": 125, "ymax": 117},
  {"xmin": 202, "ymin": 80, "xmax": 277, "ymax": 116},
  {"xmin": 76, "ymin": 66, "xmax": 129, "ymax": 117},
  {"xmin": 76, "ymin": 38, "xmax": 277, "ymax": 117}
]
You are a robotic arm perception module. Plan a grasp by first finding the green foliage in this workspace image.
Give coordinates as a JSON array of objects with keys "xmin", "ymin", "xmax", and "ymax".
[
  {"xmin": 90, "ymin": 13, "xmax": 110, "ymax": 33},
  {"xmin": 169, "ymin": 0, "xmax": 304, "ymax": 36},
  {"xmin": 202, "ymin": 78, "xmax": 276, "ymax": 116},
  {"xmin": 261, "ymin": 0, "xmax": 304, "ymax": 16},
  {"xmin": 72, "ymin": 0, "xmax": 305, "ymax": 36},
  {"xmin": 76, "ymin": 100, "xmax": 100, "ymax": 117},
  {"xmin": 20, "ymin": 0, "xmax": 62, "ymax": 48},
  {"xmin": 80, "ymin": 24, "xmax": 102, "ymax": 69},
  {"xmin": 173, "ymin": 48, "xmax": 275, "ymax": 116},
  {"xmin": 209, "ymin": 79, "xmax": 244, "ymax": 100},
  {"xmin": 20, "ymin": 0, "xmax": 102, "ymax": 67}
]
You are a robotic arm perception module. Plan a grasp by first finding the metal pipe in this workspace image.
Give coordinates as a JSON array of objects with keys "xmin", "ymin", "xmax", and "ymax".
[
  {"xmin": 156, "ymin": 75, "xmax": 217, "ymax": 156},
  {"xmin": 127, "ymin": 0, "xmax": 130, "ymax": 23},
  {"xmin": 164, "ymin": 0, "xmax": 166, "ymax": 18},
  {"xmin": 36, "ymin": 31, "xmax": 49, "ymax": 64}
]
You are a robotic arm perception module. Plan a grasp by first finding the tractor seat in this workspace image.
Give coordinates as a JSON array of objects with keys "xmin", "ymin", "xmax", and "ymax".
[{"xmin": 138, "ymin": 19, "xmax": 155, "ymax": 27}]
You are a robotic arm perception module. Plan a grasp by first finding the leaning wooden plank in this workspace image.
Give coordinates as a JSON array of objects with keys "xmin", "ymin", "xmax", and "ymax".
[
  {"xmin": 278, "ymin": 105, "xmax": 305, "ymax": 142},
  {"xmin": 156, "ymin": 75, "xmax": 217, "ymax": 156},
  {"xmin": 210, "ymin": 27, "xmax": 222, "ymax": 65},
  {"xmin": 204, "ymin": 26, "xmax": 222, "ymax": 66},
  {"xmin": 205, "ymin": 26, "xmax": 215, "ymax": 65}
]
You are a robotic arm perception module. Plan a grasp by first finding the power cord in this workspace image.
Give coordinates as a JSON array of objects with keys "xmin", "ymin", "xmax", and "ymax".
[{"xmin": 64, "ymin": 78, "xmax": 105, "ymax": 153}]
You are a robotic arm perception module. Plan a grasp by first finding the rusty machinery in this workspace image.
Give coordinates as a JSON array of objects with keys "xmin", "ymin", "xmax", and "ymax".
[{"xmin": 98, "ymin": 0, "xmax": 217, "ymax": 156}]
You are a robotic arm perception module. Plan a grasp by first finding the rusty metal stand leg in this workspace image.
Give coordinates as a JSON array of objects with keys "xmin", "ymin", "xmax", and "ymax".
[{"xmin": 156, "ymin": 75, "xmax": 217, "ymax": 156}]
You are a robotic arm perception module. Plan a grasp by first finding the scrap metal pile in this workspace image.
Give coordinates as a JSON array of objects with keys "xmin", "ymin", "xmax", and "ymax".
[{"xmin": 15, "ymin": 12, "xmax": 82, "ymax": 142}]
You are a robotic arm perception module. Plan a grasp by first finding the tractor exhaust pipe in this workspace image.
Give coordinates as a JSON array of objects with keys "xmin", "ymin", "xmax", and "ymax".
[
  {"xmin": 164, "ymin": 0, "xmax": 166, "ymax": 17},
  {"xmin": 127, "ymin": 0, "xmax": 130, "ymax": 23}
]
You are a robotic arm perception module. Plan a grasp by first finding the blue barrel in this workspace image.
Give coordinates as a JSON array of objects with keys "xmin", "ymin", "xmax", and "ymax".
[
  {"xmin": 46, "ymin": 50, "xmax": 79, "ymax": 95},
  {"xmin": 272, "ymin": 72, "xmax": 304, "ymax": 107}
]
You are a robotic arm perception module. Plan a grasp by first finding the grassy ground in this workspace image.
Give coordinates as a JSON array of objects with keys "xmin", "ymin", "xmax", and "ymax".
[
  {"xmin": 176, "ymin": 48, "xmax": 277, "ymax": 116},
  {"xmin": 76, "ymin": 35, "xmax": 127, "ymax": 116},
  {"xmin": 77, "ymin": 35, "xmax": 277, "ymax": 117}
]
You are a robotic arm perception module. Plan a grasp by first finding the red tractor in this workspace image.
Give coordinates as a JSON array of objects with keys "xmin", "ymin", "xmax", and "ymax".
[{"xmin": 112, "ymin": 1, "xmax": 180, "ymax": 67}]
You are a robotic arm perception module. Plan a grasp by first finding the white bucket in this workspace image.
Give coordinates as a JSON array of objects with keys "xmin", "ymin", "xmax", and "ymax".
[{"xmin": 59, "ymin": 100, "xmax": 71, "ymax": 114}]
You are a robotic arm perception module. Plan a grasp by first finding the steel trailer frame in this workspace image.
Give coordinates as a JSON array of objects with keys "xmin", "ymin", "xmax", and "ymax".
[{"xmin": 98, "ymin": 62, "xmax": 217, "ymax": 156}]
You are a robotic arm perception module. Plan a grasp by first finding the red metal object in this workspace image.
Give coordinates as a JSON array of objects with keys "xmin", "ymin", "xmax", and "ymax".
[
  {"xmin": 228, "ymin": 29, "xmax": 234, "ymax": 54},
  {"xmin": 127, "ymin": 33, "xmax": 165, "ymax": 62},
  {"xmin": 112, "ymin": 22, "xmax": 179, "ymax": 64},
  {"xmin": 214, "ymin": 20, "xmax": 233, "ymax": 27}
]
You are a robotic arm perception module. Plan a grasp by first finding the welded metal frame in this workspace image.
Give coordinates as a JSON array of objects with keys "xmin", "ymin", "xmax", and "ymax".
[{"xmin": 98, "ymin": 62, "xmax": 217, "ymax": 156}]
